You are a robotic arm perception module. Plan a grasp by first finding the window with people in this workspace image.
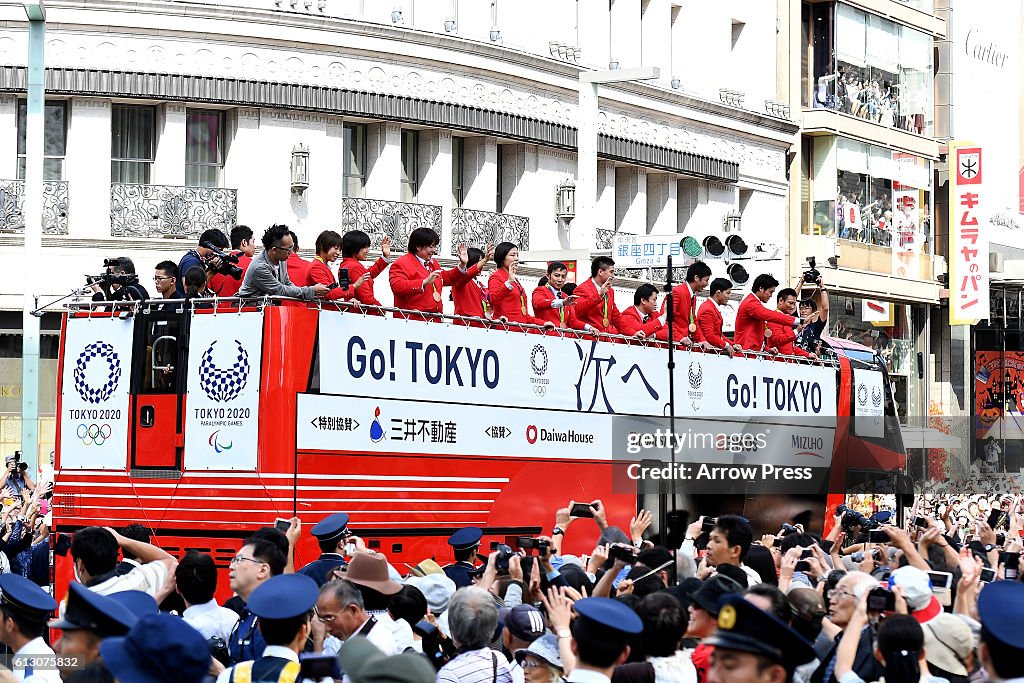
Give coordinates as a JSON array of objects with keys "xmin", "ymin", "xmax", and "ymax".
[{"xmin": 810, "ymin": 4, "xmax": 933, "ymax": 137}]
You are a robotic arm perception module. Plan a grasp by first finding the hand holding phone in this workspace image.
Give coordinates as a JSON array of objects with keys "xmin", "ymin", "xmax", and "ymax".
[{"xmin": 274, "ymin": 518, "xmax": 291, "ymax": 533}]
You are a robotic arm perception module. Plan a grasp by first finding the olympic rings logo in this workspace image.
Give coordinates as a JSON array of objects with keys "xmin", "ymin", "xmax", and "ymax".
[{"xmin": 77, "ymin": 424, "xmax": 111, "ymax": 446}]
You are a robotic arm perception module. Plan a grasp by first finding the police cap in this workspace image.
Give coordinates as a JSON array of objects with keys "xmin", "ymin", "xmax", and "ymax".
[
  {"xmin": 248, "ymin": 574, "xmax": 319, "ymax": 620},
  {"xmin": 447, "ymin": 527, "xmax": 482, "ymax": 550},
  {"xmin": 978, "ymin": 580, "xmax": 1024, "ymax": 651},
  {"xmin": 50, "ymin": 583, "xmax": 137, "ymax": 637},
  {"xmin": 311, "ymin": 513, "xmax": 351, "ymax": 543},
  {"xmin": 705, "ymin": 595, "xmax": 815, "ymax": 671},
  {"xmin": 0, "ymin": 574, "xmax": 57, "ymax": 618},
  {"xmin": 572, "ymin": 597, "xmax": 642, "ymax": 645}
]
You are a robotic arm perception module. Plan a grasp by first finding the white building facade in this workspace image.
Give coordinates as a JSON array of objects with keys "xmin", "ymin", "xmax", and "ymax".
[{"xmin": 0, "ymin": 0, "xmax": 797, "ymax": 456}]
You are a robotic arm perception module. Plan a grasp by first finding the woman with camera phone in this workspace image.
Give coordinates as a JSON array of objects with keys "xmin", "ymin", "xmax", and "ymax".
[{"xmin": 305, "ymin": 230, "xmax": 367, "ymax": 302}]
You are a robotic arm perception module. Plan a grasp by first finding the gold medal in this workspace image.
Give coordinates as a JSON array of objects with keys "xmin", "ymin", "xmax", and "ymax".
[
  {"xmin": 688, "ymin": 323, "xmax": 697, "ymax": 334},
  {"xmin": 603, "ymin": 317, "xmax": 609, "ymax": 327},
  {"xmin": 433, "ymin": 291, "xmax": 442, "ymax": 302}
]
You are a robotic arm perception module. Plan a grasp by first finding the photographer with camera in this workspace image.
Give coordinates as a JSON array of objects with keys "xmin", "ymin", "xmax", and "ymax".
[
  {"xmin": 0, "ymin": 452, "xmax": 34, "ymax": 500},
  {"xmin": 237, "ymin": 225, "xmax": 330, "ymax": 301},
  {"xmin": 176, "ymin": 229, "xmax": 233, "ymax": 297},
  {"xmin": 88, "ymin": 256, "xmax": 150, "ymax": 303},
  {"xmin": 796, "ymin": 261, "xmax": 830, "ymax": 355},
  {"xmin": 210, "ymin": 225, "xmax": 255, "ymax": 297}
]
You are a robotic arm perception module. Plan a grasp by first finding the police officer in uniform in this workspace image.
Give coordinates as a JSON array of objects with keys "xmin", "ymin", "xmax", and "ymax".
[
  {"xmin": 297, "ymin": 513, "xmax": 350, "ymax": 587},
  {"xmin": 977, "ymin": 580, "xmax": 1024, "ymax": 683},
  {"xmin": 443, "ymin": 527, "xmax": 483, "ymax": 589},
  {"xmin": 0, "ymin": 574, "xmax": 61, "ymax": 682},
  {"xmin": 564, "ymin": 597, "xmax": 643, "ymax": 682},
  {"xmin": 705, "ymin": 595, "xmax": 816, "ymax": 683},
  {"xmin": 49, "ymin": 583, "xmax": 137, "ymax": 675},
  {"xmin": 217, "ymin": 574, "xmax": 320, "ymax": 683}
]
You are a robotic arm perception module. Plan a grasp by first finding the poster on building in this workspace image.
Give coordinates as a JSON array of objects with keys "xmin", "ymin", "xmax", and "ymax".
[
  {"xmin": 58, "ymin": 317, "xmax": 135, "ymax": 470},
  {"xmin": 184, "ymin": 311, "xmax": 264, "ymax": 470},
  {"xmin": 974, "ymin": 351, "xmax": 1024, "ymax": 440},
  {"xmin": 948, "ymin": 141, "xmax": 990, "ymax": 325}
]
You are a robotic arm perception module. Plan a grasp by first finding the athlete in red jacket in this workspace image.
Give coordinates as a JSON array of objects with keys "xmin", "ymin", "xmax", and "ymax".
[
  {"xmin": 388, "ymin": 227, "xmax": 469, "ymax": 320},
  {"xmin": 488, "ymin": 243, "xmax": 554, "ymax": 330},
  {"xmin": 573, "ymin": 256, "xmax": 622, "ymax": 335},
  {"xmin": 339, "ymin": 230, "xmax": 392, "ymax": 314},
  {"xmin": 766, "ymin": 285, "xmax": 816, "ymax": 359},
  {"xmin": 658, "ymin": 261, "xmax": 711, "ymax": 343},
  {"xmin": 531, "ymin": 261, "xmax": 578, "ymax": 330},
  {"xmin": 733, "ymin": 273, "xmax": 800, "ymax": 352},
  {"xmin": 697, "ymin": 278, "xmax": 742, "ymax": 355},
  {"xmin": 619, "ymin": 283, "xmax": 664, "ymax": 338},
  {"xmin": 452, "ymin": 245, "xmax": 494, "ymax": 326},
  {"xmin": 305, "ymin": 230, "xmax": 365, "ymax": 301}
]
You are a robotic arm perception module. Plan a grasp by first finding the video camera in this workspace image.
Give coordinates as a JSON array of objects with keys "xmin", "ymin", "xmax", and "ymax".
[
  {"xmin": 413, "ymin": 620, "xmax": 457, "ymax": 671},
  {"xmin": 495, "ymin": 543, "xmax": 514, "ymax": 573},
  {"xmin": 803, "ymin": 256, "xmax": 821, "ymax": 284},
  {"xmin": 86, "ymin": 259, "xmax": 140, "ymax": 289},
  {"xmin": 836, "ymin": 504, "xmax": 879, "ymax": 535},
  {"xmin": 199, "ymin": 241, "xmax": 244, "ymax": 280}
]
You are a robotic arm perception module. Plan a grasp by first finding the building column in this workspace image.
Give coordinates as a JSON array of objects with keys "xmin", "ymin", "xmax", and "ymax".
[
  {"xmin": 610, "ymin": 0, "xmax": 641, "ymax": 68},
  {"xmin": 152, "ymin": 103, "xmax": 186, "ymax": 186},
  {"xmin": 462, "ymin": 136, "xmax": 497, "ymax": 212},
  {"xmin": 66, "ymin": 98, "xmax": 112, "ymax": 240},
  {"xmin": 615, "ymin": 166, "xmax": 646, "ymax": 235},
  {"xmin": 417, "ymin": 129, "xmax": 453, "ymax": 252},
  {"xmin": 577, "ymin": 0, "xmax": 610, "ymax": 69},
  {"xmin": 640, "ymin": 0, "xmax": 671, "ymax": 82},
  {"xmin": 595, "ymin": 161, "xmax": 616, "ymax": 233},
  {"xmin": 365, "ymin": 121, "xmax": 402, "ymax": 201},
  {"xmin": 225, "ymin": 108, "xmax": 263, "ymax": 228},
  {"xmin": 646, "ymin": 172, "xmax": 677, "ymax": 234}
]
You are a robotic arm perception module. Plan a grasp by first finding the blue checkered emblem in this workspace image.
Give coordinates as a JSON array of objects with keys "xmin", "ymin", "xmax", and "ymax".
[
  {"xmin": 198, "ymin": 339, "xmax": 250, "ymax": 403},
  {"xmin": 73, "ymin": 342, "xmax": 121, "ymax": 404}
]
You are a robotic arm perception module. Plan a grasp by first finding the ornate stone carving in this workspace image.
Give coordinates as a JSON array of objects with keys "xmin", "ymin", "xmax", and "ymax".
[
  {"xmin": 341, "ymin": 197, "xmax": 441, "ymax": 253},
  {"xmin": 0, "ymin": 180, "xmax": 70, "ymax": 235},
  {"xmin": 109, "ymin": 184, "xmax": 238, "ymax": 238},
  {"xmin": 449, "ymin": 209, "xmax": 530, "ymax": 254}
]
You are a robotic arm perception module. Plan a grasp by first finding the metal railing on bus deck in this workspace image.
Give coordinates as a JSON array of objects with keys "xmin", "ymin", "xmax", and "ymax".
[{"xmin": 61, "ymin": 295, "xmax": 836, "ymax": 367}]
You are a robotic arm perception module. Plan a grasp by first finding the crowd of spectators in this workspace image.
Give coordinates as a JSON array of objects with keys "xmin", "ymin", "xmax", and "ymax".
[
  {"xmin": 814, "ymin": 70, "xmax": 927, "ymax": 135},
  {"xmin": 3, "ymin": 493, "xmax": 1023, "ymax": 683}
]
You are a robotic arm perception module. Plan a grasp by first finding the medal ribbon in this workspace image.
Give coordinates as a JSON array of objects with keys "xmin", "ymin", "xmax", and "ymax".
[{"xmin": 550, "ymin": 286, "xmax": 564, "ymax": 325}]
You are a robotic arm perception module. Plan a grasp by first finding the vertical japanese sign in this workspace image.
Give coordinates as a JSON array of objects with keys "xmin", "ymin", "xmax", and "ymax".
[{"xmin": 949, "ymin": 141, "xmax": 989, "ymax": 325}]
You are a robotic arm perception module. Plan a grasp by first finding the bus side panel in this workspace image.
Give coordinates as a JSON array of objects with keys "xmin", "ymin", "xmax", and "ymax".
[
  {"xmin": 259, "ymin": 306, "xmax": 318, "ymax": 489},
  {"xmin": 293, "ymin": 451, "xmax": 631, "ymax": 567}
]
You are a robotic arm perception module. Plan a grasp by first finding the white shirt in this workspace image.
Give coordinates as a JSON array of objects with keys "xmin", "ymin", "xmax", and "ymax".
[
  {"xmin": 322, "ymin": 614, "xmax": 397, "ymax": 657},
  {"xmin": 14, "ymin": 637, "xmax": 62, "ymax": 682},
  {"xmin": 437, "ymin": 648, "xmax": 514, "ymax": 683},
  {"xmin": 87, "ymin": 561, "xmax": 169, "ymax": 598},
  {"xmin": 216, "ymin": 645, "xmax": 297, "ymax": 683},
  {"xmin": 183, "ymin": 599, "xmax": 240, "ymax": 642},
  {"xmin": 566, "ymin": 669, "xmax": 611, "ymax": 683}
]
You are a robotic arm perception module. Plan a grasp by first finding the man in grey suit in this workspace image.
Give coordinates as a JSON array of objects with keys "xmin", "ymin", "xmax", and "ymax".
[{"xmin": 238, "ymin": 224, "xmax": 330, "ymax": 300}]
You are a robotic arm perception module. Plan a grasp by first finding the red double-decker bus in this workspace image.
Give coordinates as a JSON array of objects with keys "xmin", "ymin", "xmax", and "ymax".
[{"xmin": 53, "ymin": 299, "xmax": 905, "ymax": 601}]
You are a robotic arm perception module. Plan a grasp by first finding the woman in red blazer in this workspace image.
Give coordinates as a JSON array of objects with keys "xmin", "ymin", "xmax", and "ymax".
[
  {"xmin": 305, "ymin": 230, "xmax": 366, "ymax": 301},
  {"xmin": 452, "ymin": 244, "xmax": 495, "ymax": 326},
  {"xmin": 487, "ymin": 242, "xmax": 550, "ymax": 330},
  {"xmin": 338, "ymin": 230, "xmax": 391, "ymax": 314}
]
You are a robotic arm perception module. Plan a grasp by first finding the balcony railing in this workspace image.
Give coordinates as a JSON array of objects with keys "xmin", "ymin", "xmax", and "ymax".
[
  {"xmin": 0, "ymin": 180, "xmax": 69, "ymax": 235},
  {"xmin": 450, "ymin": 208, "xmax": 529, "ymax": 255},
  {"xmin": 110, "ymin": 184, "xmax": 237, "ymax": 239},
  {"xmin": 342, "ymin": 197, "xmax": 442, "ymax": 253}
]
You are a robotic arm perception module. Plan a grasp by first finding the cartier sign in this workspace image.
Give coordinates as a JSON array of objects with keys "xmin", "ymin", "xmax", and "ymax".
[{"xmin": 965, "ymin": 28, "xmax": 1010, "ymax": 69}]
